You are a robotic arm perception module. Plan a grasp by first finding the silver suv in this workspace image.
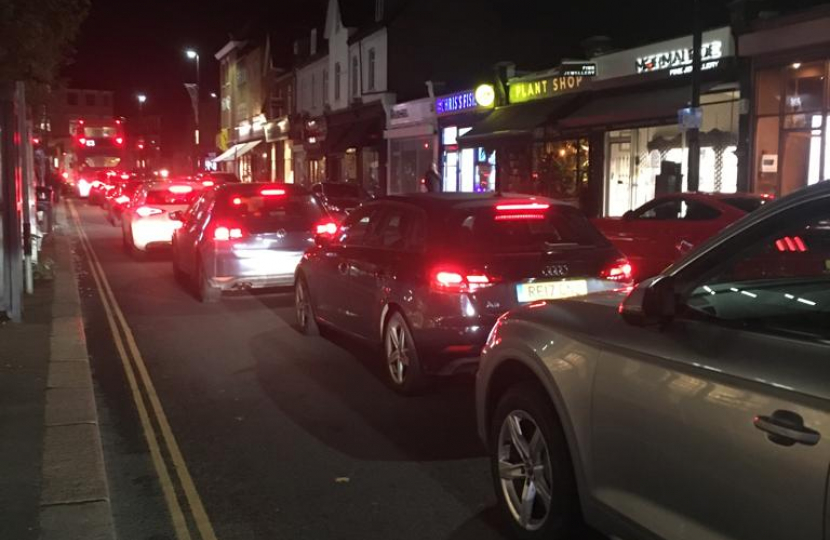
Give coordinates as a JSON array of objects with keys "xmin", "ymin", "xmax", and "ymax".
[{"xmin": 477, "ymin": 180, "xmax": 830, "ymax": 540}]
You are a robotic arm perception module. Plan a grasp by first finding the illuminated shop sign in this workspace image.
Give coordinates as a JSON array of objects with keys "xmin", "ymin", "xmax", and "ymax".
[
  {"xmin": 509, "ymin": 76, "xmax": 586, "ymax": 104},
  {"xmin": 436, "ymin": 85, "xmax": 495, "ymax": 116},
  {"xmin": 636, "ymin": 40, "xmax": 723, "ymax": 75},
  {"xmin": 561, "ymin": 62, "xmax": 597, "ymax": 77}
]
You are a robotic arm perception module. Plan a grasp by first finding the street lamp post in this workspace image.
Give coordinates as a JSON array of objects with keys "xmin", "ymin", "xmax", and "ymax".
[
  {"xmin": 185, "ymin": 49, "xmax": 200, "ymax": 157},
  {"xmin": 136, "ymin": 94, "xmax": 147, "ymax": 170}
]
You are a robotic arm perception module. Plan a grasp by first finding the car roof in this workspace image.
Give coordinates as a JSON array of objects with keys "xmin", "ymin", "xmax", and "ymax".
[
  {"xmin": 214, "ymin": 182, "xmax": 311, "ymax": 194},
  {"xmin": 373, "ymin": 192, "xmax": 572, "ymax": 211}
]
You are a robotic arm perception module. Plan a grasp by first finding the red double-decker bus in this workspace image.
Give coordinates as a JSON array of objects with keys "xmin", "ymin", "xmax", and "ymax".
[{"xmin": 64, "ymin": 118, "xmax": 128, "ymax": 198}]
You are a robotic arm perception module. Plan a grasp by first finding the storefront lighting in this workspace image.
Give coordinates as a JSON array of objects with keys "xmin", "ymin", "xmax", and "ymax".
[
  {"xmin": 262, "ymin": 152, "xmax": 268, "ymax": 159},
  {"xmin": 792, "ymin": 62, "xmax": 802, "ymax": 69},
  {"xmin": 475, "ymin": 84, "xmax": 496, "ymax": 107}
]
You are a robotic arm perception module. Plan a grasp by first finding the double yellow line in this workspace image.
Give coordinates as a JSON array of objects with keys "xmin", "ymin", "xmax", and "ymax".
[{"xmin": 68, "ymin": 201, "xmax": 218, "ymax": 540}]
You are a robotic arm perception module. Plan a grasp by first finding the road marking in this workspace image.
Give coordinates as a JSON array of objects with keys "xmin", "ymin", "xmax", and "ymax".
[{"xmin": 69, "ymin": 201, "xmax": 218, "ymax": 540}]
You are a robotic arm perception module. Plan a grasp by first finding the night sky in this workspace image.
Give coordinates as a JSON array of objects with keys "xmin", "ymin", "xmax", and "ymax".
[{"xmin": 64, "ymin": 0, "xmax": 828, "ymax": 160}]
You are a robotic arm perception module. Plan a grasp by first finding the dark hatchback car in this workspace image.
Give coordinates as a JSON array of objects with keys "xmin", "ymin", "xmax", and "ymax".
[
  {"xmin": 172, "ymin": 183, "xmax": 336, "ymax": 302},
  {"xmin": 294, "ymin": 194, "xmax": 631, "ymax": 394}
]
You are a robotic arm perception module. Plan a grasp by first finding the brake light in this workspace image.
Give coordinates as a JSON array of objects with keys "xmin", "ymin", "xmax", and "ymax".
[
  {"xmin": 494, "ymin": 213, "xmax": 546, "ymax": 221},
  {"xmin": 120, "ymin": 173, "xmax": 130, "ymax": 180},
  {"xmin": 115, "ymin": 195, "xmax": 130, "ymax": 205},
  {"xmin": 135, "ymin": 206, "xmax": 163, "ymax": 218},
  {"xmin": 115, "ymin": 136, "xmax": 124, "ymax": 146},
  {"xmin": 431, "ymin": 265, "xmax": 496, "ymax": 293},
  {"xmin": 232, "ymin": 197, "xmax": 243, "ymax": 205},
  {"xmin": 202, "ymin": 180, "xmax": 214, "ymax": 187},
  {"xmin": 78, "ymin": 137, "xmax": 86, "ymax": 145},
  {"xmin": 601, "ymin": 258, "xmax": 633, "ymax": 282},
  {"xmin": 213, "ymin": 225, "xmax": 244, "ymax": 241},
  {"xmin": 61, "ymin": 171, "xmax": 69, "ymax": 179},
  {"xmin": 496, "ymin": 202, "xmax": 550, "ymax": 211},
  {"xmin": 261, "ymin": 188, "xmax": 286, "ymax": 196},
  {"xmin": 315, "ymin": 220, "xmax": 338, "ymax": 236},
  {"xmin": 168, "ymin": 185, "xmax": 193, "ymax": 194}
]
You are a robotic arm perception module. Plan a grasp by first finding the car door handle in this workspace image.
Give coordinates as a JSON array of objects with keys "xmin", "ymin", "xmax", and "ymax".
[
  {"xmin": 754, "ymin": 410, "xmax": 821, "ymax": 447},
  {"xmin": 338, "ymin": 262, "xmax": 350, "ymax": 276}
]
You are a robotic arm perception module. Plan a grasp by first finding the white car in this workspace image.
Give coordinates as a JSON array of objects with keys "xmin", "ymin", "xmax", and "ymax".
[
  {"xmin": 122, "ymin": 181, "xmax": 202, "ymax": 257},
  {"xmin": 477, "ymin": 180, "xmax": 830, "ymax": 540}
]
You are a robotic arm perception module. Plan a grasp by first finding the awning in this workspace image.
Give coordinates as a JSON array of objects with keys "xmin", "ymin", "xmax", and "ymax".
[
  {"xmin": 559, "ymin": 86, "xmax": 691, "ymax": 129},
  {"xmin": 211, "ymin": 140, "xmax": 261, "ymax": 163},
  {"xmin": 457, "ymin": 95, "xmax": 581, "ymax": 146}
]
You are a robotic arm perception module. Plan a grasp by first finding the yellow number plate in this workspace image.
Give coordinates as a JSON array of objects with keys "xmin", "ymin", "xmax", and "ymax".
[{"xmin": 516, "ymin": 280, "xmax": 588, "ymax": 303}]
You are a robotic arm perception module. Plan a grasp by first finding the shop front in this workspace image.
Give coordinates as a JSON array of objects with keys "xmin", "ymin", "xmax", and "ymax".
[
  {"xmin": 562, "ymin": 26, "xmax": 742, "ymax": 216},
  {"xmin": 740, "ymin": 9, "xmax": 830, "ymax": 197},
  {"xmin": 385, "ymin": 98, "xmax": 436, "ymax": 194},
  {"xmin": 435, "ymin": 86, "xmax": 496, "ymax": 192},
  {"xmin": 263, "ymin": 117, "xmax": 293, "ymax": 183},
  {"xmin": 295, "ymin": 116, "xmax": 327, "ymax": 187},
  {"xmin": 324, "ymin": 102, "xmax": 386, "ymax": 195}
]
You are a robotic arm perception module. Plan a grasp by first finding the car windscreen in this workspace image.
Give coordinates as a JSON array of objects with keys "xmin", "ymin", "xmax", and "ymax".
[
  {"xmin": 442, "ymin": 204, "xmax": 608, "ymax": 253},
  {"xmin": 217, "ymin": 193, "xmax": 324, "ymax": 233},
  {"xmin": 721, "ymin": 197, "xmax": 766, "ymax": 213},
  {"xmin": 146, "ymin": 188, "xmax": 200, "ymax": 205},
  {"xmin": 323, "ymin": 184, "xmax": 362, "ymax": 199}
]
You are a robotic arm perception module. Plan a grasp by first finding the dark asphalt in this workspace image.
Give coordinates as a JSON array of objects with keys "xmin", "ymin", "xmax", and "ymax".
[{"xmin": 73, "ymin": 202, "xmax": 603, "ymax": 540}]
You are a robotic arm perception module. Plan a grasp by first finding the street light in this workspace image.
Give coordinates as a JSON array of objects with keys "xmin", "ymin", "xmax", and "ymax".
[
  {"xmin": 185, "ymin": 48, "xmax": 201, "ymax": 156},
  {"xmin": 136, "ymin": 93, "xmax": 147, "ymax": 112}
]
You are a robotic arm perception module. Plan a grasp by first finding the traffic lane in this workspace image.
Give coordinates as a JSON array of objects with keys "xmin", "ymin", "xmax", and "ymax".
[{"xmin": 76, "ymin": 203, "xmax": 508, "ymax": 540}]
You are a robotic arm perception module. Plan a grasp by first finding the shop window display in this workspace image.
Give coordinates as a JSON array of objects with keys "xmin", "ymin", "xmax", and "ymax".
[{"xmin": 532, "ymin": 139, "xmax": 590, "ymax": 205}]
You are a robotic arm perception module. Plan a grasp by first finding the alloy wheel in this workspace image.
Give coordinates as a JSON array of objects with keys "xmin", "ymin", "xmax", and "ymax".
[
  {"xmin": 384, "ymin": 318, "xmax": 410, "ymax": 385},
  {"xmin": 295, "ymin": 282, "xmax": 309, "ymax": 329},
  {"xmin": 497, "ymin": 410, "xmax": 554, "ymax": 531}
]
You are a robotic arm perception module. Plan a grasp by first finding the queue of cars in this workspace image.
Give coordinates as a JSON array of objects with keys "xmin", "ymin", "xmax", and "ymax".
[{"xmin": 89, "ymin": 176, "xmax": 829, "ymax": 540}]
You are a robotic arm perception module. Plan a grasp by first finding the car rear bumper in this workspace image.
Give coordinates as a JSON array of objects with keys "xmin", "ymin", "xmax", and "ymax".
[
  {"xmin": 209, "ymin": 250, "xmax": 303, "ymax": 290},
  {"xmin": 412, "ymin": 315, "xmax": 497, "ymax": 375},
  {"xmin": 131, "ymin": 220, "xmax": 180, "ymax": 250}
]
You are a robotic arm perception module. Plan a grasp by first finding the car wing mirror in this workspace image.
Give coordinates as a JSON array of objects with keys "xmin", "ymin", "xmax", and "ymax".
[{"xmin": 620, "ymin": 275, "xmax": 676, "ymax": 327}]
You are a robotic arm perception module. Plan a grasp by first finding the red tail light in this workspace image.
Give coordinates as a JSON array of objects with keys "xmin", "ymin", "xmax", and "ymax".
[
  {"xmin": 775, "ymin": 236, "xmax": 807, "ymax": 252},
  {"xmin": 201, "ymin": 180, "xmax": 215, "ymax": 187},
  {"xmin": 601, "ymin": 258, "xmax": 633, "ymax": 282},
  {"xmin": 315, "ymin": 220, "xmax": 338, "ymax": 236},
  {"xmin": 115, "ymin": 136, "xmax": 124, "ymax": 146},
  {"xmin": 495, "ymin": 202, "xmax": 550, "ymax": 211},
  {"xmin": 78, "ymin": 137, "xmax": 86, "ymax": 145},
  {"xmin": 213, "ymin": 224, "xmax": 244, "ymax": 241},
  {"xmin": 115, "ymin": 195, "xmax": 130, "ymax": 205},
  {"xmin": 494, "ymin": 213, "xmax": 546, "ymax": 221},
  {"xmin": 261, "ymin": 188, "xmax": 286, "ymax": 196},
  {"xmin": 431, "ymin": 265, "xmax": 496, "ymax": 293},
  {"xmin": 135, "ymin": 206, "xmax": 163, "ymax": 218},
  {"xmin": 168, "ymin": 185, "xmax": 193, "ymax": 194},
  {"xmin": 120, "ymin": 173, "xmax": 130, "ymax": 180}
]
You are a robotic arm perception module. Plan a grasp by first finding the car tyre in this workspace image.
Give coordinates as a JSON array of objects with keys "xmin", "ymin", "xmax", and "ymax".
[
  {"xmin": 382, "ymin": 311, "xmax": 426, "ymax": 395},
  {"xmin": 196, "ymin": 258, "xmax": 220, "ymax": 303},
  {"xmin": 490, "ymin": 382, "xmax": 579, "ymax": 540},
  {"xmin": 294, "ymin": 275, "xmax": 320, "ymax": 336}
]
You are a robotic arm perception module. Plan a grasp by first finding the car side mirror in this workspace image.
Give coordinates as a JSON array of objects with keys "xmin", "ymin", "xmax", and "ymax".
[
  {"xmin": 622, "ymin": 210, "xmax": 636, "ymax": 220},
  {"xmin": 620, "ymin": 275, "xmax": 676, "ymax": 327},
  {"xmin": 169, "ymin": 211, "xmax": 184, "ymax": 222}
]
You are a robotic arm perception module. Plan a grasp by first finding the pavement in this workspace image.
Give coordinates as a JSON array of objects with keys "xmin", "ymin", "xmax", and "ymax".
[
  {"xmin": 1, "ymin": 199, "xmax": 604, "ymax": 540},
  {"xmin": 0, "ymin": 203, "xmax": 116, "ymax": 540}
]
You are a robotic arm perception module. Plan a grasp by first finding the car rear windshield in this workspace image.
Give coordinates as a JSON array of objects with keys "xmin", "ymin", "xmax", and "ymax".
[
  {"xmin": 218, "ymin": 193, "xmax": 324, "ymax": 233},
  {"xmin": 146, "ymin": 188, "xmax": 199, "ymax": 205},
  {"xmin": 442, "ymin": 204, "xmax": 607, "ymax": 253},
  {"xmin": 721, "ymin": 197, "xmax": 766, "ymax": 213},
  {"xmin": 323, "ymin": 184, "xmax": 362, "ymax": 198}
]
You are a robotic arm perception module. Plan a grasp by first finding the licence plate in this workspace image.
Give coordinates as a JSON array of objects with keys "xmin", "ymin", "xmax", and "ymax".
[{"xmin": 516, "ymin": 280, "xmax": 588, "ymax": 303}]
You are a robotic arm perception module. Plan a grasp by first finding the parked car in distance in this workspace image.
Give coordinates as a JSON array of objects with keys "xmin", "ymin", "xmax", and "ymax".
[
  {"xmin": 172, "ymin": 183, "xmax": 335, "ymax": 303},
  {"xmin": 311, "ymin": 182, "xmax": 370, "ymax": 218},
  {"xmin": 477, "ymin": 181, "xmax": 829, "ymax": 540},
  {"xmin": 121, "ymin": 181, "xmax": 203, "ymax": 257},
  {"xmin": 593, "ymin": 192, "xmax": 768, "ymax": 281},
  {"xmin": 105, "ymin": 180, "xmax": 144, "ymax": 226},
  {"xmin": 197, "ymin": 171, "xmax": 241, "ymax": 187},
  {"xmin": 295, "ymin": 193, "xmax": 632, "ymax": 394}
]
